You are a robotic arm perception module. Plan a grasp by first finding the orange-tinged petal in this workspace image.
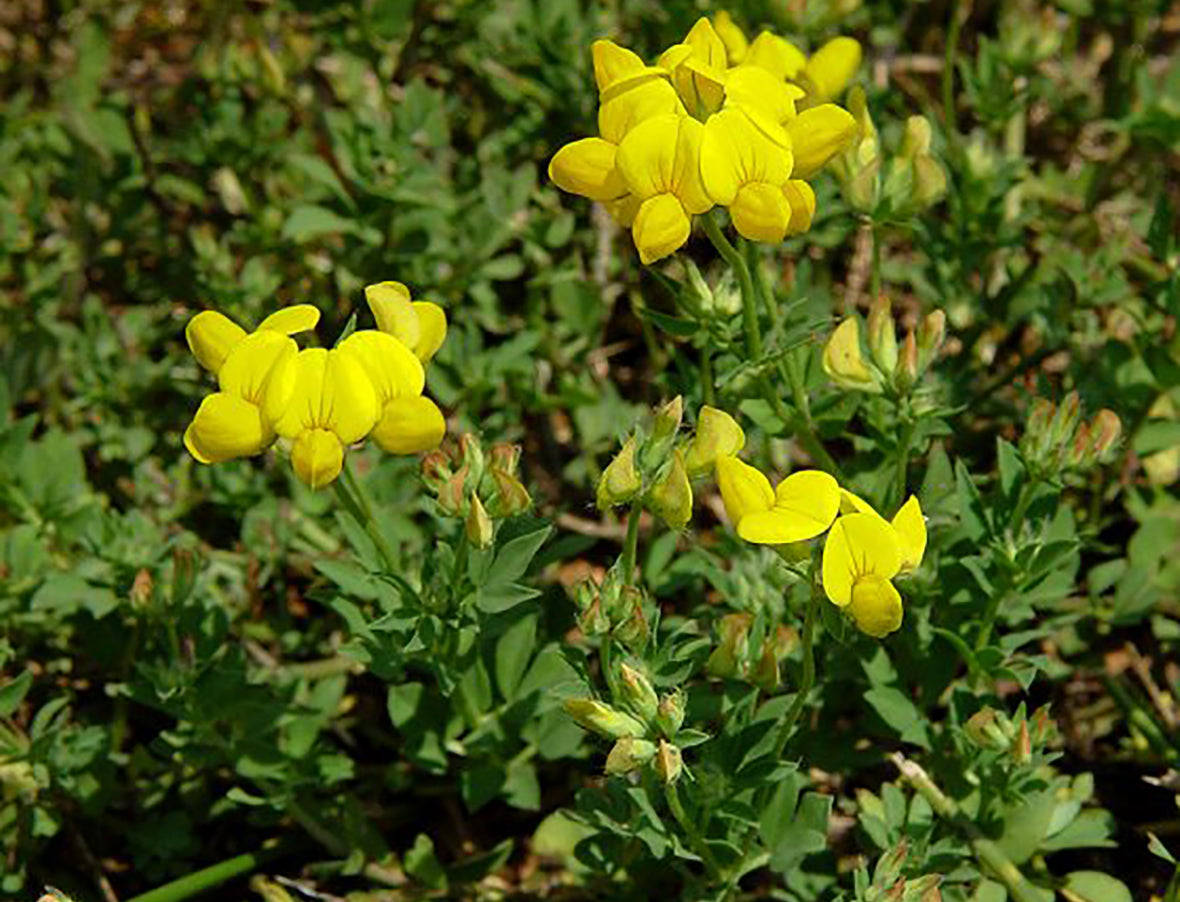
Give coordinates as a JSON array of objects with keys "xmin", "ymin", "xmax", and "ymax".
[
  {"xmin": 549, "ymin": 137, "xmax": 628, "ymax": 202},
  {"xmin": 290, "ymin": 428, "xmax": 344, "ymax": 489},
  {"xmin": 184, "ymin": 392, "xmax": 271, "ymax": 464},
  {"xmin": 371, "ymin": 395, "xmax": 446, "ymax": 455},
  {"xmin": 186, "ymin": 311, "xmax": 246, "ymax": 375}
]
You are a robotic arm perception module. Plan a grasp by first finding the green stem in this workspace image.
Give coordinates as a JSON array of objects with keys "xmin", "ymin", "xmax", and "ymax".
[
  {"xmin": 621, "ymin": 499, "xmax": 642, "ymax": 585},
  {"xmin": 895, "ymin": 416, "xmax": 915, "ymax": 509},
  {"xmin": 700, "ymin": 344, "xmax": 716, "ymax": 407},
  {"xmin": 664, "ymin": 780, "xmax": 721, "ymax": 878},
  {"xmin": 773, "ymin": 579, "xmax": 820, "ymax": 758},
  {"xmin": 335, "ymin": 462, "xmax": 398, "ymax": 573},
  {"xmin": 869, "ymin": 224, "xmax": 882, "ymax": 301},
  {"xmin": 124, "ymin": 844, "xmax": 284, "ymax": 902},
  {"xmin": 942, "ymin": 0, "xmax": 964, "ymax": 142},
  {"xmin": 780, "ymin": 358, "xmax": 843, "ymax": 479},
  {"xmin": 702, "ymin": 212, "xmax": 761, "ymax": 358},
  {"xmin": 600, "ymin": 633, "xmax": 621, "ymax": 703},
  {"xmin": 746, "ymin": 237, "xmax": 780, "ymax": 329},
  {"xmin": 891, "ymin": 753, "xmax": 1045, "ymax": 902}
]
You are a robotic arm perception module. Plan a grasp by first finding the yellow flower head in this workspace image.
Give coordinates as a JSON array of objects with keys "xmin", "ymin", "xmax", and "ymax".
[
  {"xmin": 183, "ymin": 305, "xmax": 319, "ymax": 465},
  {"xmin": 683, "ymin": 406, "xmax": 745, "ymax": 477},
  {"xmin": 364, "ymin": 281, "xmax": 447, "ymax": 364},
  {"xmin": 823, "ymin": 494, "xmax": 926, "ymax": 637},
  {"xmin": 716, "ymin": 456, "xmax": 840, "ymax": 544}
]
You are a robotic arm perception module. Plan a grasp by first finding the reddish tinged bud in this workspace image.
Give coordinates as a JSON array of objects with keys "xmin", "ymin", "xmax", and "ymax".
[
  {"xmin": 437, "ymin": 466, "xmax": 468, "ymax": 517},
  {"xmin": 421, "ymin": 449, "xmax": 453, "ymax": 492},
  {"xmin": 488, "ymin": 442, "xmax": 522, "ymax": 475}
]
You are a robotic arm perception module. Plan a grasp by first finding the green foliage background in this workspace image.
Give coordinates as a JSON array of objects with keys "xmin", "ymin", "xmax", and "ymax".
[{"xmin": 1, "ymin": 0, "xmax": 1179, "ymax": 900}]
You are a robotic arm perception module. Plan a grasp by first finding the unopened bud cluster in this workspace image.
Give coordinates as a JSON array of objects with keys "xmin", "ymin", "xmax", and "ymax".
[
  {"xmin": 1019, "ymin": 392, "xmax": 1121, "ymax": 478},
  {"xmin": 572, "ymin": 564, "xmax": 650, "ymax": 649},
  {"xmin": 865, "ymin": 839, "xmax": 943, "ymax": 902},
  {"xmin": 964, "ymin": 705, "xmax": 1056, "ymax": 766},
  {"xmin": 422, "ymin": 434, "xmax": 532, "ymax": 548},
  {"xmin": 597, "ymin": 399, "xmax": 746, "ymax": 531},
  {"xmin": 706, "ymin": 613, "xmax": 797, "ymax": 690},
  {"xmin": 564, "ymin": 663, "xmax": 688, "ymax": 785},
  {"xmin": 831, "ymin": 87, "xmax": 947, "ymax": 220},
  {"xmin": 822, "ymin": 296, "xmax": 945, "ymax": 397}
]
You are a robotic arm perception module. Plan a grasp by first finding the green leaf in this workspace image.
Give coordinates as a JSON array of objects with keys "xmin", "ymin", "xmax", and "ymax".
[
  {"xmin": 0, "ymin": 670, "xmax": 33, "ymax": 718},
  {"xmin": 863, "ymin": 686, "xmax": 932, "ymax": 749},
  {"xmin": 387, "ymin": 682, "xmax": 425, "ymax": 729},
  {"xmin": 31, "ymin": 574, "xmax": 119, "ymax": 620},
  {"xmin": 1148, "ymin": 832, "xmax": 1176, "ymax": 864},
  {"xmin": 447, "ymin": 838, "xmax": 514, "ymax": 884},
  {"xmin": 1062, "ymin": 871, "xmax": 1132, "ymax": 902},
  {"xmin": 475, "ymin": 525, "xmax": 552, "ymax": 613},
  {"xmin": 495, "ymin": 614, "xmax": 537, "ymax": 701},
  {"xmin": 404, "ymin": 833, "xmax": 447, "ymax": 890}
]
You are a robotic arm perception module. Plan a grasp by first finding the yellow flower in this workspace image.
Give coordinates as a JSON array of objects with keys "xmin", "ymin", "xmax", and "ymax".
[
  {"xmin": 712, "ymin": 11, "xmax": 749, "ymax": 66},
  {"xmin": 183, "ymin": 305, "xmax": 319, "ymax": 465},
  {"xmin": 615, "ymin": 113, "xmax": 713, "ymax": 263},
  {"xmin": 744, "ymin": 31, "xmax": 808, "ymax": 82},
  {"xmin": 363, "ymin": 281, "xmax": 447, "ymax": 363},
  {"xmin": 716, "ymin": 456, "xmax": 840, "ymax": 543},
  {"xmin": 658, "ymin": 18, "xmax": 730, "ymax": 119},
  {"xmin": 799, "ymin": 37, "xmax": 862, "ymax": 104},
  {"xmin": 823, "ymin": 494, "xmax": 926, "ymax": 637},
  {"xmin": 822, "ymin": 317, "xmax": 883, "ymax": 392},
  {"xmin": 683, "ymin": 406, "xmax": 745, "ymax": 477}
]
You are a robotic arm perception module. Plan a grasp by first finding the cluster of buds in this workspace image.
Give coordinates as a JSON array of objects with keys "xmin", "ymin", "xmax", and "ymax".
[
  {"xmin": 822, "ymin": 296, "xmax": 946, "ymax": 396},
  {"xmin": 964, "ymin": 705, "xmax": 1056, "ymax": 765},
  {"xmin": 421, "ymin": 434, "xmax": 531, "ymax": 549},
  {"xmin": 564, "ymin": 663, "xmax": 687, "ymax": 785},
  {"xmin": 830, "ymin": 88, "xmax": 947, "ymax": 221},
  {"xmin": 682, "ymin": 258, "xmax": 743, "ymax": 320},
  {"xmin": 1019, "ymin": 392, "xmax": 1121, "ymax": 478},
  {"xmin": 597, "ymin": 399, "xmax": 746, "ymax": 531},
  {"xmin": 863, "ymin": 840, "xmax": 942, "ymax": 902},
  {"xmin": 705, "ymin": 612, "xmax": 798, "ymax": 690},
  {"xmin": 572, "ymin": 563, "xmax": 650, "ymax": 650}
]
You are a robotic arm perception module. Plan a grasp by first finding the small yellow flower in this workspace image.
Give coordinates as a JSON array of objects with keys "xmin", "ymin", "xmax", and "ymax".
[
  {"xmin": 822, "ymin": 317, "xmax": 883, "ymax": 392},
  {"xmin": 823, "ymin": 494, "xmax": 926, "ymax": 637},
  {"xmin": 716, "ymin": 456, "xmax": 840, "ymax": 543},
  {"xmin": 183, "ymin": 305, "xmax": 320, "ymax": 465},
  {"xmin": 363, "ymin": 281, "xmax": 447, "ymax": 364},
  {"xmin": 683, "ymin": 406, "xmax": 745, "ymax": 477},
  {"xmin": 799, "ymin": 37, "xmax": 862, "ymax": 104}
]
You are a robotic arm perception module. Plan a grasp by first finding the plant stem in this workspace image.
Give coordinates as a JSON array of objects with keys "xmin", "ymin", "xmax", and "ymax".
[
  {"xmin": 891, "ymin": 753, "xmax": 1045, "ymax": 902},
  {"xmin": 702, "ymin": 211, "xmax": 762, "ymax": 357},
  {"xmin": 773, "ymin": 580, "xmax": 820, "ymax": 758},
  {"xmin": 700, "ymin": 345, "xmax": 716, "ymax": 407},
  {"xmin": 942, "ymin": 0, "xmax": 964, "ymax": 142},
  {"xmin": 621, "ymin": 499, "xmax": 643, "ymax": 585},
  {"xmin": 664, "ymin": 780, "xmax": 721, "ymax": 877},
  {"xmin": 895, "ymin": 415, "xmax": 915, "ymax": 508},
  {"xmin": 124, "ymin": 844, "xmax": 285, "ymax": 902},
  {"xmin": 869, "ymin": 224, "xmax": 882, "ymax": 301},
  {"xmin": 336, "ymin": 462, "xmax": 398, "ymax": 572}
]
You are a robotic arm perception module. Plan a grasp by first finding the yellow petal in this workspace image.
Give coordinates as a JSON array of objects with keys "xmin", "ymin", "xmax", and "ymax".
[
  {"xmin": 549, "ymin": 137, "xmax": 628, "ymax": 202},
  {"xmin": 631, "ymin": 194, "xmax": 691, "ymax": 264},
  {"xmin": 598, "ymin": 78, "xmax": 684, "ymax": 145},
  {"xmin": 700, "ymin": 109, "xmax": 791, "ymax": 206},
  {"xmin": 730, "ymin": 182, "xmax": 793, "ymax": 243},
  {"xmin": 671, "ymin": 117, "xmax": 712, "ymax": 214},
  {"xmin": 839, "ymin": 488, "xmax": 877, "ymax": 516},
  {"xmin": 592, "ymin": 39, "xmax": 654, "ymax": 95},
  {"xmin": 716, "ymin": 455, "xmax": 774, "ymax": 525},
  {"xmin": 617, "ymin": 114, "xmax": 681, "ymax": 199},
  {"xmin": 802, "ymin": 37, "xmax": 862, "ymax": 103},
  {"xmin": 337, "ymin": 330, "xmax": 424, "ymax": 402},
  {"xmin": 713, "ymin": 11, "xmax": 749, "ymax": 65},
  {"xmin": 782, "ymin": 179, "xmax": 816, "ymax": 235},
  {"xmin": 365, "ymin": 281, "xmax": 420, "ymax": 350},
  {"xmin": 290, "ymin": 428, "xmax": 344, "ymax": 489},
  {"xmin": 682, "ymin": 18, "xmax": 728, "ymax": 72},
  {"xmin": 892, "ymin": 495, "xmax": 927, "ymax": 573},
  {"xmin": 683, "ymin": 406, "xmax": 745, "ymax": 477},
  {"xmin": 822, "ymin": 318, "xmax": 877, "ymax": 387},
  {"xmin": 724, "ymin": 66, "xmax": 799, "ymax": 130},
  {"xmin": 186, "ymin": 311, "xmax": 247, "ymax": 375},
  {"xmin": 847, "ymin": 576, "xmax": 903, "ymax": 637},
  {"xmin": 788, "ymin": 104, "xmax": 857, "ymax": 180},
  {"xmin": 411, "ymin": 301, "xmax": 447, "ymax": 363},
  {"xmin": 822, "ymin": 512, "xmax": 902, "ymax": 608},
  {"xmin": 184, "ymin": 392, "xmax": 271, "ymax": 463},
  {"xmin": 605, "ymin": 193, "xmax": 640, "ymax": 227},
  {"xmin": 649, "ymin": 450, "xmax": 693, "ymax": 530},
  {"xmin": 745, "ymin": 32, "xmax": 807, "ymax": 81},
  {"xmin": 218, "ymin": 331, "xmax": 298, "ymax": 405},
  {"xmin": 267, "ymin": 347, "xmax": 378, "ymax": 443},
  {"xmin": 773, "ymin": 470, "xmax": 840, "ymax": 530},
  {"xmin": 371, "ymin": 395, "xmax": 446, "ymax": 455},
  {"xmin": 256, "ymin": 304, "xmax": 321, "ymax": 335}
]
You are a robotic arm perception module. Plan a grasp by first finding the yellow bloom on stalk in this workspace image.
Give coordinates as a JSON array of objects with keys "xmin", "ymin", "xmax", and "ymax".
[
  {"xmin": 822, "ymin": 493, "xmax": 927, "ymax": 637},
  {"xmin": 184, "ymin": 305, "xmax": 320, "ymax": 465},
  {"xmin": 716, "ymin": 456, "xmax": 840, "ymax": 543},
  {"xmin": 364, "ymin": 281, "xmax": 448, "ymax": 363}
]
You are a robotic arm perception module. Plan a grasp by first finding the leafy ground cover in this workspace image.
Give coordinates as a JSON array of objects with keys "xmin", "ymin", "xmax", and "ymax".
[{"xmin": 2, "ymin": 0, "xmax": 1180, "ymax": 900}]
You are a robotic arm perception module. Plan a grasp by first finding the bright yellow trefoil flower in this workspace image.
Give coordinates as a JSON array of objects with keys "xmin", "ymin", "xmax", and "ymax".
[{"xmin": 716, "ymin": 456, "xmax": 840, "ymax": 544}]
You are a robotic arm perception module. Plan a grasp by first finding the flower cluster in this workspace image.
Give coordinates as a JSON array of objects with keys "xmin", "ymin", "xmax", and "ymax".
[
  {"xmin": 716, "ymin": 454, "xmax": 926, "ymax": 638},
  {"xmin": 549, "ymin": 15, "xmax": 860, "ymax": 263},
  {"xmin": 184, "ymin": 281, "xmax": 447, "ymax": 489},
  {"xmin": 823, "ymin": 295, "xmax": 946, "ymax": 396}
]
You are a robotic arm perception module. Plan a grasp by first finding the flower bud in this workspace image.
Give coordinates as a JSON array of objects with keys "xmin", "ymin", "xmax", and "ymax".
[
  {"xmin": 964, "ymin": 707, "xmax": 1011, "ymax": 749},
  {"xmin": 917, "ymin": 310, "xmax": 946, "ymax": 371},
  {"xmin": 437, "ymin": 465, "xmax": 468, "ymax": 517},
  {"xmin": 750, "ymin": 639, "xmax": 780, "ymax": 691},
  {"xmin": 706, "ymin": 612, "xmax": 752, "ymax": 680},
  {"xmin": 421, "ymin": 448, "xmax": 453, "ymax": 493},
  {"xmin": 1088, "ymin": 409, "xmax": 1122, "ymax": 462},
  {"xmin": 171, "ymin": 547, "xmax": 199, "ymax": 605},
  {"xmin": 458, "ymin": 433, "xmax": 485, "ymax": 486},
  {"xmin": 648, "ymin": 451, "xmax": 693, "ymax": 530},
  {"xmin": 823, "ymin": 318, "xmax": 883, "ymax": 392},
  {"xmin": 651, "ymin": 396, "xmax": 683, "ymax": 444},
  {"xmin": 488, "ymin": 442, "xmax": 521, "ymax": 476},
  {"xmin": 465, "ymin": 494, "xmax": 494, "ymax": 549},
  {"xmin": 488, "ymin": 468, "xmax": 532, "ymax": 518},
  {"xmin": 1011, "ymin": 719, "xmax": 1032, "ymax": 765},
  {"xmin": 613, "ymin": 589, "xmax": 650, "ymax": 650},
  {"xmin": 866, "ymin": 295, "xmax": 898, "ymax": 376},
  {"xmin": 563, "ymin": 698, "xmax": 646, "ymax": 739},
  {"xmin": 683, "ymin": 407, "xmax": 745, "ymax": 477},
  {"xmin": 653, "ymin": 739, "xmax": 683, "ymax": 784},
  {"xmin": 655, "ymin": 690, "xmax": 686, "ymax": 740},
  {"xmin": 875, "ymin": 839, "xmax": 909, "ymax": 889},
  {"xmin": 1050, "ymin": 392, "xmax": 1082, "ymax": 451},
  {"xmin": 605, "ymin": 737, "xmax": 658, "ymax": 775},
  {"xmin": 902, "ymin": 875, "xmax": 942, "ymax": 902},
  {"xmin": 597, "ymin": 435, "xmax": 642, "ymax": 509},
  {"xmin": 578, "ymin": 598, "xmax": 610, "ymax": 637},
  {"xmin": 617, "ymin": 664, "xmax": 660, "ymax": 725},
  {"xmin": 895, "ymin": 330, "xmax": 919, "ymax": 394},
  {"xmin": 683, "ymin": 259, "xmax": 715, "ymax": 314}
]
